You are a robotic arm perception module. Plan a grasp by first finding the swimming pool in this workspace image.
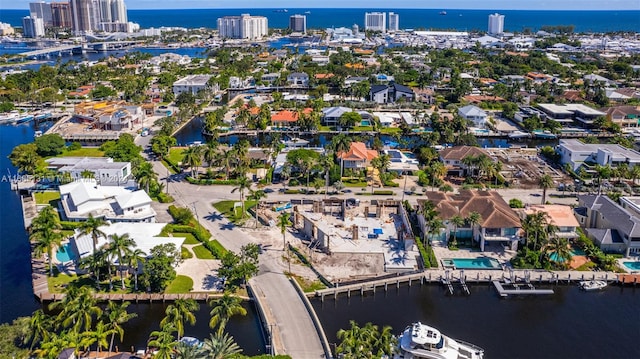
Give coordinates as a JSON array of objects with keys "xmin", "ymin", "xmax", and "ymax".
[
  {"xmin": 56, "ymin": 243, "xmax": 76, "ymax": 263},
  {"xmin": 549, "ymin": 248, "xmax": 586, "ymax": 262},
  {"xmin": 442, "ymin": 257, "xmax": 502, "ymax": 270},
  {"xmin": 622, "ymin": 261, "xmax": 640, "ymax": 271}
]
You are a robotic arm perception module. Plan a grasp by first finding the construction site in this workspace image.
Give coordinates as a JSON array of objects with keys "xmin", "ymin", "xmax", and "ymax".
[{"xmin": 485, "ymin": 147, "xmax": 568, "ymax": 189}]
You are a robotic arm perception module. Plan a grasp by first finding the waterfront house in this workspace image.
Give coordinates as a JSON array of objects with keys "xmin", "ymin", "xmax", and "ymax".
[
  {"xmin": 46, "ymin": 157, "xmax": 132, "ymax": 185},
  {"xmin": 337, "ymin": 142, "xmax": 378, "ymax": 172},
  {"xmin": 287, "ymin": 72, "xmax": 310, "ymax": 87},
  {"xmin": 521, "ymin": 205, "xmax": 580, "ymax": 240},
  {"xmin": 321, "ymin": 106, "xmax": 352, "ymax": 126},
  {"xmin": 59, "ymin": 179, "xmax": 156, "ymax": 223},
  {"xmin": 73, "ymin": 222, "xmax": 184, "ymax": 260},
  {"xmin": 172, "ymin": 74, "xmax": 214, "ymax": 96},
  {"xmin": 458, "ymin": 105, "xmax": 488, "ymax": 127},
  {"xmin": 576, "ymin": 195, "xmax": 640, "ymax": 256},
  {"xmin": 536, "ymin": 103, "xmax": 605, "ymax": 128},
  {"xmin": 417, "ymin": 190, "xmax": 521, "ymax": 251},
  {"xmin": 439, "ymin": 146, "xmax": 492, "ymax": 177},
  {"xmin": 260, "ymin": 72, "xmax": 281, "ymax": 85},
  {"xmin": 601, "ymin": 105, "xmax": 640, "ymax": 128},
  {"xmin": 271, "ymin": 108, "xmax": 312, "ymax": 128},
  {"xmin": 369, "ymin": 83, "xmax": 415, "ymax": 104},
  {"xmin": 556, "ymin": 139, "xmax": 640, "ymax": 171}
]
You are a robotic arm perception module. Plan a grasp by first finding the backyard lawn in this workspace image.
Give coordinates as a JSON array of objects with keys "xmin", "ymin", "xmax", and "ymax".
[
  {"xmin": 62, "ymin": 147, "xmax": 105, "ymax": 157},
  {"xmin": 167, "ymin": 147, "xmax": 186, "ymax": 164},
  {"xmin": 173, "ymin": 232, "xmax": 199, "ymax": 245},
  {"xmin": 165, "ymin": 275, "xmax": 193, "ymax": 294},
  {"xmin": 34, "ymin": 191, "xmax": 61, "ymax": 205},
  {"xmin": 192, "ymin": 244, "xmax": 216, "ymax": 259}
]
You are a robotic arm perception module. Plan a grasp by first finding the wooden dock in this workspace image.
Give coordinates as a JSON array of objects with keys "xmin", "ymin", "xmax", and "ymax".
[
  {"xmin": 312, "ymin": 272, "xmax": 431, "ymax": 300},
  {"xmin": 492, "ymin": 280, "xmax": 554, "ymax": 297}
]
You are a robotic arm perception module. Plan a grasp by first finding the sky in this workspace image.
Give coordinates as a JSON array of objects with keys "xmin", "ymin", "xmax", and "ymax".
[{"xmin": 2, "ymin": 0, "xmax": 639, "ymax": 10}]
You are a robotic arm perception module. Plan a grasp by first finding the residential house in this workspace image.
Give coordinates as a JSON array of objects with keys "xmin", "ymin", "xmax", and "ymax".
[
  {"xmin": 583, "ymin": 74, "xmax": 617, "ymax": 87},
  {"xmin": 59, "ymin": 179, "xmax": 156, "ymax": 222},
  {"xmin": 556, "ymin": 139, "xmax": 640, "ymax": 171},
  {"xmin": 458, "ymin": 105, "xmax": 488, "ymax": 127},
  {"xmin": 601, "ymin": 105, "xmax": 640, "ymax": 128},
  {"xmin": 73, "ymin": 222, "xmax": 184, "ymax": 260},
  {"xmin": 46, "ymin": 157, "xmax": 132, "ymax": 185},
  {"xmin": 337, "ymin": 142, "xmax": 378, "ymax": 172},
  {"xmin": 521, "ymin": 205, "xmax": 580, "ymax": 240},
  {"xmin": 344, "ymin": 76, "xmax": 368, "ymax": 87},
  {"xmin": 68, "ymin": 85, "xmax": 95, "ymax": 98},
  {"xmin": 271, "ymin": 108, "xmax": 312, "ymax": 128},
  {"xmin": 321, "ymin": 106, "xmax": 352, "ymax": 126},
  {"xmin": 525, "ymin": 72, "xmax": 552, "ymax": 84},
  {"xmin": 576, "ymin": 195, "xmax": 640, "ymax": 256},
  {"xmin": 287, "ymin": 72, "xmax": 310, "ymax": 87},
  {"xmin": 261, "ymin": 72, "xmax": 281, "ymax": 85},
  {"xmin": 369, "ymin": 83, "xmax": 415, "ymax": 104},
  {"xmin": 417, "ymin": 190, "xmax": 522, "ymax": 251},
  {"xmin": 439, "ymin": 146, "xmax": 492, "ymax": 176},
  {"xmin": 228, "ymin": 76, "xmax": 254, "ymax": 89},
  {"xmin": 536, "ymin": 103, "xmax": 605, "ymax": 127},
  {"xmin": 97, "ymin": 105, "xmax": 145, "ymax": 131},
  {"xmin": 172, "ymin": 74, "xmax": 215, "ymax": 96}
]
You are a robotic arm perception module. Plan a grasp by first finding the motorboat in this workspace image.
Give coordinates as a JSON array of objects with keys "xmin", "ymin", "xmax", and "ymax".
[
  {"xmin": 395, "ymin": 322, "xmax": 484, "ymax": 359},
  {"xmin": 439, "ymin": 11, "xmax": 447, "ymax": 15},
  {"xmin": 579, "ymin": 280, "xmax": 607, "ymax": 291},
  {"xmin": 508, "ymin": 130, "xmax": 531, "ymax": 139},
  {"xmin": 532, "ymin": 130, "xmax": 557, "ymax": 139}
]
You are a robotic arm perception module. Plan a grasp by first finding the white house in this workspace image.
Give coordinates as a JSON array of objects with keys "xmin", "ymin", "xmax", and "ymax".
[
  {"xmin": 46, "ymin": 157, "xmax": 132, "ymax": 185},
  {"xmin": 557, "ymin": 139, "xmax": 640, "ymax": 171},
  {"xmin": 458, "ymin": 105, "xmax": 488, "ymax": 127},
  {"xmin": 173, "ymin": 74, "xmax": 215, "ymax": 96},
  {"xmin": 287, "ymin": 72, "xmax": 309, "ymax": 87},
  {"xmin": 72, "ymin": 222, "xmax": 185, "ymax": 261},
  {"xmin": 59, "ymin": 179, "xmax": 156, "ymax": 222}
]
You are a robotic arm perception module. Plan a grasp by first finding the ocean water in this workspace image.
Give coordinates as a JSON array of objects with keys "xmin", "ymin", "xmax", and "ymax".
[{"xmin": 0, "ymin": 8, "xmax": 639, "ymax": 32}]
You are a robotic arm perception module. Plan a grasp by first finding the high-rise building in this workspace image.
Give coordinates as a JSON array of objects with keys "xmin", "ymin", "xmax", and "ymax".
[
  {"xmin": 388, "ymin": 12, "xmax": 399, "ymax": 32},
  {"xmin": 98, "ymin": 0, "xmax": 112, "ymax": 22},
  {"xmin": 70, "ymin": 0, "xmax": 96, "ymax": 33},
  {"xmin": 23, "ymin": 16, "xmax": 45, "ymax": 38},
  {"xmin": 488, "ymin": 13, "xmax": 504, "ymax": 35},
  {"xmin": 217, "ymin": 14, "xmax": 268, "ymax": 40},
  {"xmin": 29, "ymin": 2, "xmax": 53, "ymax": 27},
  {"xmin": 110, "ymin": 0, "xmax": 127, "ymax": 23},
  {"xmin": 51, "ymin": 2, "xmax": 72, "ymax": 28},
  {"xmin": 289, "ymin": 14, "xmax": 306, "ymax": 33},
  {"xmin": 364, "ymin": 12, "xmax": 386, "ymax": 32}
]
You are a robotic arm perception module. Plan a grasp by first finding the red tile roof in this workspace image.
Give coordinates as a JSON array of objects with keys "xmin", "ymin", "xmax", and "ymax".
[{"xmin": 337, "ymin": 142, "xmax": 378, "ymax": 161}]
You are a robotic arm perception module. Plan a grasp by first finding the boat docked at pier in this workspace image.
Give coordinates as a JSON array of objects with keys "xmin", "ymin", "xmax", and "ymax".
[
  {"xmin": 579, "ymin": 280, "xmax": 607, "ymax": 291},
  {"xmin": 395, "ymin": 322, "xmax": 484, "ymax": 359}
]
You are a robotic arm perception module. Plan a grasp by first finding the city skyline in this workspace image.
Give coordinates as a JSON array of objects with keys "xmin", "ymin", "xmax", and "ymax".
[{"xmin": 3, "ymin": 0, "xmax": 640, "ymax": 10}]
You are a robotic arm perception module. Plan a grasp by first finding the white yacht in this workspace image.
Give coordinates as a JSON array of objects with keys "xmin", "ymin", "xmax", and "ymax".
[
  {"xmin": 395, "ymin": 322, "xmax": 484, "ymax": 359},
  {"xmin": 579, "ymin": 280, "xmax": 607, "ymax": 291}
]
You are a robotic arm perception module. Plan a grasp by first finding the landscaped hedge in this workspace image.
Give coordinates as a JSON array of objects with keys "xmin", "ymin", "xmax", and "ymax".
[
  {"xmin": 161, "ymin": 223, "xmax": 226, "ymax": 259},
  {"xmin": 186, "ymin": 176, "xmax": 238, "ymax": 185},
  {"xmin": 415, "ymin": 237, "xmax": 438, "ymax": 269},
  {"xmin": 203, "ymin": 239, "xmax": 227, "ymax": 258},
  {"xmin": 373, "ymin": 190, "xmax": 394, "ymax": 195},
  {"xmin": 162, "ymin": 158, "xmax": 182, "ymax": 174},
  {"xmin": 384, "ymin": 181, "xmax": 400, "ymax": 187}
]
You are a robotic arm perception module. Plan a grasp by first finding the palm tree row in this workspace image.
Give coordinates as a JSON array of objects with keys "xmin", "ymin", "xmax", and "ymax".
[
  {"xmin": 182, "ymin": 140, "xmax": 251, "ymax": 181},
  {"xmin": 336, "ymin": 320, "xmax": 396, "ymax": 358},
  {"xmin": 27, "ymin": 287, "xmax": 137, "ymax": 358}
]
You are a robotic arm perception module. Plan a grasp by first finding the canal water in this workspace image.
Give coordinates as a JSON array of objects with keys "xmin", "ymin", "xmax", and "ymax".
[{"xmin": 312, "ymin": 283, "xmax": 640, "ymax": 359}]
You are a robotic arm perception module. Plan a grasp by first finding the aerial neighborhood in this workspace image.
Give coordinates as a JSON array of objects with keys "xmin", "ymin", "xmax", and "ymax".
[{"xmin": 1, "ymin": 3, "xmax": 640, "ymax": 359}]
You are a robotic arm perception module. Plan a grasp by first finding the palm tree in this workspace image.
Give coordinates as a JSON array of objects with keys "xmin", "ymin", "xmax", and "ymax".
[
  {"xmin": 82, "ymin": 320, "xmax": 114, "ymax": 357},
  {"xmin": 127, "ymin": 248, "xmax": 146, "ymax": 291},
  {"xmin": 522, "ymin": 212, "xmax": 549, "ymax": 251},
  {"xmin": 104, "ymin": 301, "xmax": 137, "ymax": 354},
  {"xmin": 450, "ymin": 215, "xmax": 465, "ymax": 248},
  {"xmin": 134, "ymin": 161, "xmax": 157, "ymax": 193},
  {"xmin": 202, "ymin": 332, "xmax": 243, "ymax": 359},
  {"xmin": 318, "ymin": 152, "xmax": 335, "ymax": 198},
  {"xmin": 539, "ymin": 174, "xmax": 554, "ymax": 204},
  {"xmin": 278, "ymin": 212, "xmax": 291, "ymax": 254},
  {"xmin": 108, "ymin": 233, "xmax": 136, "ymax": 290},
  {"xmin": 631, "ymin": 165, "xmax": 640, "ymax": 185},
  {"xmin": 208, "ymin": 294, "xmax": 247, "ymax": 335},
  {"xmin": 160, "ymin": 298, "xmax": 199, "ymax": 340},
  {"xmin": 49, "ymin": 286, "xmax": 102, "ymax": 333},
  {"xmin": 280, "ymin": 162, "xmax": 292, "ymax": 189},
  {"xmin": 31, "ymin": 208, "xmax": 64, "ymax": 276},
  {"xmin": 148, "ymin": 324, "xmax": 178, "ymax": 359},
  {"xmin": 183, "ymin": 145, "xmax": 203, "ymax": 178},
  {"xmin": 466, "ymin": 211, "xmax": 482, "ymax": 244},
  {"xmin": 78, "ymin": 214, "xmax": 109, "ymax": 287},
  {"xmin": 202, "ymin": 141, "xmax": 219, "ymax": 168},
  {"xmin": 373, "ymin": 325, "xmax": 396, "ymax": 357},
  {"xmin": 221, "ymin": 149, "xmax": 235, "ymax": 180},
  {"xmin": 34, "ymin": 332, "xmax": 70, "ymax": 359},
  {"xmin": 174, "ymin": 341, "xmax": 208, "ymax": 359},
  {"xmin": 430, "ymin": 161, "xmax": 446, "ymax": 191},
  {"xmin": 27, "ymin": 309, "xmax": 52, "ymax": 349},
  {"xmin": 231, "ymin": 176, "xmax": 251, "ymax": 219},
  {"xmin": 248, "ymin": 189, "xmax": 267, "ymax": 228},
  {"xmin": 542, "ymin": 236, "xmax": 572, "ymax": 268}
]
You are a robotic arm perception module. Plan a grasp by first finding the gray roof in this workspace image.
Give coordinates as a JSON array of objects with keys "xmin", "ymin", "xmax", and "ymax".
[
  {"xmin": 322, "ymin": 106, "xmax": 352, "ymax": 118},
  {"xmin": 371, "ymin": 84, "xmax": 388, "ymax": 95},
  {"xmin": 579, "ymin": 194, "xmax": 640, "ymax": 238},
  {"xmin": 173, "ymin": 74, "xmax": 213, "ymax": 86},
  {"xmin": 288, "ymin": 72, "xmax": 309, "ymax": 78},
  {"xmin": 458, "ymin": 105, "xmax": 487, "ymax": 117},
  {"xmin": 393, "ymin": 83, "xmax": 414, "ymax": 94},
  {"xmin": 46, "ymin": 157, "xmax": 128, "ymax": 171},
  {"xmin": 585, "ymin": 228, "xmax": 623, "ymax": 244}
]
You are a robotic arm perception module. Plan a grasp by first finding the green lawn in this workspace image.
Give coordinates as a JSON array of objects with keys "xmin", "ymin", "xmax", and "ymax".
[
  {"xmin": 62, "ymin": 147, "xmax": 105, "ymax": 157},
  {"xmin": 342, "ymin": 178, "xmax": 368, "ymax": 187},
  {"xmin": 318, "ymin": 126, "xmax": 332, "ymax": 131},
  {"xmin": 192, "ymin": 244, "xmax": 216, "ymax": 259},
  {"xmin": 353, "ymin": 126, "xmax": 374, "ymax": 131},
  {"xmin": 173, "ymin": 232, "xmax": 199, "ymax": 245},
  {"xmin": 380, "ymin": 127, "xmax": 402, "ymax": 134},
  {"xmin": 34, "ymin": 191, "xmax": 61, "ymax": 205},
  {"xmin": 167, "ymin": 147, "xmax": 186, "ymax": 164},
  {"xmin": 212, "ymin": 200, "xmax": 257, "ymax": 224},
  {"xmin": 181, "ymin": 246, "xmax": 193, "ymax": 259},
  {"xmin": 165, "ymin": 275, "xmax": 193, "ymax": 294}
]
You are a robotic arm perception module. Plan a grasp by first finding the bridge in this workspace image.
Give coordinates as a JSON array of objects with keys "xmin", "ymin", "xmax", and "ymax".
[{"xmin": 17, "ymin": 44, "xmax": 83, "ymax": 58}]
